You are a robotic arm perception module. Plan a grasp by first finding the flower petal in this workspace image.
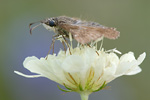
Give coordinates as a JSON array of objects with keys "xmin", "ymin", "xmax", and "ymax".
[
  {"xmin": 115, "ymin": 61, "xmax": 137, "ymax": 76},
  {"xmin": 119, "ymin": 52, "xmax": 135, "ymax": 63},
  {"xmin": 14, "ymin": 71, "xmax": 42, "ymax": 78},
  {"xmin": 15, "ymin": 44, "xmax": 146, "ymax": 93},
  {"xmin": 61, "ymin": 55, "xmax": 85, "ymax": 73},
  {"xmin": 125, "ymin": 66, "xmax": 142, "ymax": 75},
  {"xmin": 137, "ymin": 52, "xmax": 146, "ymax": 65},
  {"xmin": 23, "ymin": 56, "xmax": 65, "ymax": 85}
]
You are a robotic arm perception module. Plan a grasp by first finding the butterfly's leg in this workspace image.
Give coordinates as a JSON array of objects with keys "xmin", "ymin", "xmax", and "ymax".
[
  {"xmin": 61, "ymin": 35, "xmax": 72, "ymax": 55},
  {"xmin": 52, "ymin": 38, "xmax": 55, "ymax": 55},
  {"xmin": 45, "ymin": 35, "xmax": 58, "ymax": 60},
  {"xmin": 58, "ymin": 30, "xmax": 72, "ymax": 55},
  {"xmin": 61, "ymin": 41, "xmax": 66, "ymax": 53},
  {"xmin": 53, "ymin": 35, "xmax": 67, "ymax": 53}
]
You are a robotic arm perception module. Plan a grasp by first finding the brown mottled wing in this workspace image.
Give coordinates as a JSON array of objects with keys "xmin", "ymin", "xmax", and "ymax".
[{"xmin": 59, "ymin": 24, "xmax": 120, "ymax": 44}]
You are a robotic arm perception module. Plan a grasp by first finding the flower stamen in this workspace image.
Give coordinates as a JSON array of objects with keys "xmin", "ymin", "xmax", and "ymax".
[
  {"xmin": 96, "ymin": 72, "xmax": 104, "ymax": 82},
  {"xmin": 68, "ymin": 73, "xmax": 78, "ymax": 86},
  {"xmin": 85, "ymin": 68, "xmax": 95, "ymax": 90},
  {"xmin": 87, "ymin": 44, "xmax": 99, "ymax": 56}
]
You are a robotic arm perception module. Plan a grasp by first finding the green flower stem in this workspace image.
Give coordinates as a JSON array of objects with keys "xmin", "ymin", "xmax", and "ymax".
[{"xmin": 80, "ymin": 93, "xmax": 90, "ymax": 100}]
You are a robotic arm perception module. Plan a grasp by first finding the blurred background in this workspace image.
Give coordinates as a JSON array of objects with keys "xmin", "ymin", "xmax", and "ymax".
[{"xmin": 0, "ymin": 0, "xmax": 149, "ymax": 100}]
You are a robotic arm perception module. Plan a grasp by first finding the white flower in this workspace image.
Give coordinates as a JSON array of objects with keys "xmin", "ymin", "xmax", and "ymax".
[{"xmin": 14, "ymin": 44, "xmax": 146, "ymax": 95}]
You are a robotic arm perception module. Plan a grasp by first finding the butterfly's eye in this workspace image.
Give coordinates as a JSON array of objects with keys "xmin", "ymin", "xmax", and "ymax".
[{"xmin": 48, "ymin": 20, "xmax": 56, "ymax": 27}]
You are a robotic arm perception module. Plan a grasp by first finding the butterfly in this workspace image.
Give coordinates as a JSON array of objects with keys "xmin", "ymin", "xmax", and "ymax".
[{"xmin": 29, "ymin": 16, "xmax": 120, "ymax": 44}]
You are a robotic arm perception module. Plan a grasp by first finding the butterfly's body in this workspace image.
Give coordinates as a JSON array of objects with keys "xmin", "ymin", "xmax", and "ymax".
[{"xmin": 30, "ymin": 16, "xmax": 120, "ymax": 44}]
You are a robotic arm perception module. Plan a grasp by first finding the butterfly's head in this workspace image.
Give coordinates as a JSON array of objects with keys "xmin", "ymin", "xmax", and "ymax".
[
  {"xmin": 42, "ymin": 18, "xmax": 57, "ymax": 27},
  {"xmin": 29, "ymin": 18, "xmax": 58, "ymax": 34},
  {"xmin": 40, "ymin": 18, "xmax": 58, "ymax": 32}
]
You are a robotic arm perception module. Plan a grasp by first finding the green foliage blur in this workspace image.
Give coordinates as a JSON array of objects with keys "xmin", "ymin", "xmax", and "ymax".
[{"xmin": 0, "ymin": 0, "xmax": 149, "ymax": 100}]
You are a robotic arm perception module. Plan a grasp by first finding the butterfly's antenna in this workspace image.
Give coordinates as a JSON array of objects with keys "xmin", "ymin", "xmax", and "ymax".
[{"xmin": 29, "ymin": 21, "xmax": 43, "ymax": 35}]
